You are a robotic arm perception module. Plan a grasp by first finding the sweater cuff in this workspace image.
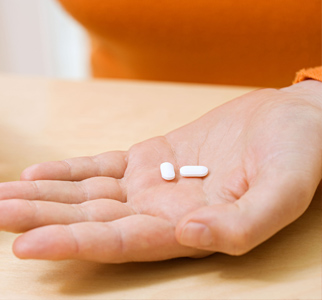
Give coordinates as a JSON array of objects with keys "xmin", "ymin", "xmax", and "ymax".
[{"xmin": 293, "ymin": 66, "xmax": 322, "ymax": 84}]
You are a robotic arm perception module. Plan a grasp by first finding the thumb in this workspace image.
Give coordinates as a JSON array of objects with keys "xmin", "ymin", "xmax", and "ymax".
[{"xmin": 175, "ymin": 171, "xmax": 319, "ymax": 255}]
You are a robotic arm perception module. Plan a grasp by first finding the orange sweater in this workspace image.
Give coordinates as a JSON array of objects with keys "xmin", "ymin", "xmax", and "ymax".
[{"xmin": 58, "ymin": 0, "xmax": 321, "ymax": 87}]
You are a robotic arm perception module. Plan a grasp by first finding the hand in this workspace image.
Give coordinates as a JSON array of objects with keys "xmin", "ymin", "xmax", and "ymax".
[{"xmin": 0, "ymin": 80, "xmax": 321, "ymax": 263}]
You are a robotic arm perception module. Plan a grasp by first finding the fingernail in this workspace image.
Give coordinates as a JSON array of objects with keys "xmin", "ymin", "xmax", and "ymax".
[{"xmin": 180, "ymin": 222, "xmax": 213, "ymax": 247}]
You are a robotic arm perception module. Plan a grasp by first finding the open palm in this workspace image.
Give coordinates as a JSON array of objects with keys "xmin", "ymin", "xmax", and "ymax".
[{"xmin": 0, "ymin": 81, "xmax": 321, "ymax": 263}]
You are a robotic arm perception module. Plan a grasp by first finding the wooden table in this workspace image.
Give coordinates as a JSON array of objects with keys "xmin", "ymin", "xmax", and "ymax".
[{"xmin": 0, "ymin": 75, "xmax": 321, "ymax": 299}]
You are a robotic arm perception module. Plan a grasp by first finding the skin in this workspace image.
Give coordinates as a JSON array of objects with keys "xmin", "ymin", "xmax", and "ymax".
[{"xmin": 0, "ymin": 80, "xmax": 321, "ymax": 263}]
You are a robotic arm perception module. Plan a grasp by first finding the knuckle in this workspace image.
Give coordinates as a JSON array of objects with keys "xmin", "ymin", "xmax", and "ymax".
[{"xmin": 226, "ymin": 222, "xmax": 252, "ymax": 256}]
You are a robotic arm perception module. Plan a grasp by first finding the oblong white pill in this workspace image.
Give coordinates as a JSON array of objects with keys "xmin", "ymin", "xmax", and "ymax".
[
  {"xmin": 180, "ymin": 166, "xmax": 208, "ymax": 177},
  {"xmin": 160, "ymin": 162, "xmax": 175, "ymax": 180}
]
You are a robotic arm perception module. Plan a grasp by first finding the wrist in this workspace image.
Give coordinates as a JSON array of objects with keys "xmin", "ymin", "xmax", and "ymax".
[{"xmin": 281, "ymin": 80, "xmax": 322, "ymax": 110}]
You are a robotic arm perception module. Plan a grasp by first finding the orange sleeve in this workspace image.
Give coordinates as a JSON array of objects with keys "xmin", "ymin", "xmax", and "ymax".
[{"xmin": 293, "ymin": 66, "xmax": 322, "ymax": 84}]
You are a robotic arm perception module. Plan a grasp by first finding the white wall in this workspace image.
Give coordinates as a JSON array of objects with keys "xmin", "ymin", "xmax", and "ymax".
[{"xmin": 0, "ymin": 0, "xmax": 90, "ymax": 79}]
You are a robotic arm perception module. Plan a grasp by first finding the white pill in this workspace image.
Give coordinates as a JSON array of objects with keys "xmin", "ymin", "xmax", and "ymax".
[
  {"xmin": 180, "ymin": 166, "xmax": 208, "ymax": 177},
  {"xmin": 160, "ymin": 162, "xmax": 175, "ymax": 180}
]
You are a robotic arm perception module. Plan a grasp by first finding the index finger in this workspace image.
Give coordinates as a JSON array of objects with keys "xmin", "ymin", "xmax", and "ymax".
[{"xmin": 12, "ymin": 215, "xmax": 208, "ymax": 263}]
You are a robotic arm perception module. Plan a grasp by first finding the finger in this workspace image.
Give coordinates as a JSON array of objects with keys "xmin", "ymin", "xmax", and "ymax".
[
  {"xmin": 13, "ymin": 215, "xmax": 211, "ymax": 262},
  {"xmin": 20, "ymin": 151, "xmax": 127, "ymax": 181},
  {"xmin": 0, "ymin": 176, "xmax": 125, "ymax": 203},
  {"xmin": 175, "ymin": 169, "xmax": 320, "ymax": 255},
  {"xmin": 0, "ymin": 199, "xmax": 134, "ymax": 233}
]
